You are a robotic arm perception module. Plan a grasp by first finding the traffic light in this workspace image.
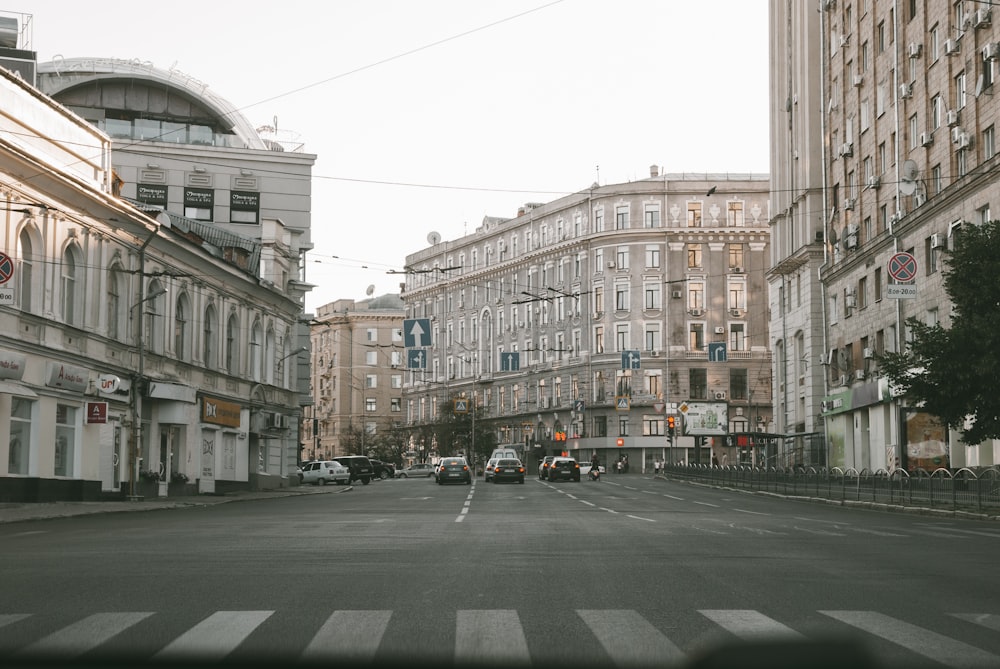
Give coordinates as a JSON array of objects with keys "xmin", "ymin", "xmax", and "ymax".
[{"xmin": 667, "ymin": 415, "xmax": 676, "ymax": 436}]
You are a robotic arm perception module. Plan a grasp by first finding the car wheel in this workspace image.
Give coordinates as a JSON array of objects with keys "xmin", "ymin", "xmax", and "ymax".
[
  {"xmin": 318, "ymin": 478, "xmax": 327, "ymax": 486},
  {"xmin": 361, "ymin": 477, "xmax": 371, "ymax": 485},
  {"xmin": 379, "ymin": 471, "xmax": 389, "ymax": 480},
  {"xmin": 400, "ymin": 473, "xmax": 408, "ymax": 479}
]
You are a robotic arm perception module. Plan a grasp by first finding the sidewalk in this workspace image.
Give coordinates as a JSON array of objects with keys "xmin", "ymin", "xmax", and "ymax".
[{"xmin": 0, "ymin": 485, "xmax": 345, "ymax": 524}]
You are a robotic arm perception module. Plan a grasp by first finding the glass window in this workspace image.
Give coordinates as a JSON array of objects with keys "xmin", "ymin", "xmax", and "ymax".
[
  {"xmin": 645, "ymin": 245, "xmax": 661, "ymax": 268},
  {"xmin": 687, "ymin": 244, "xmax": 703, "ymax": 268},
  {"xmin": 615, "ymin": 205, "xmax": 629, "ymax": 230},
  {"xmin": 8, "ymin": 397, "xmax": 33, "ymax": 475},
  {"xmin": 689, "ymin": 369, "xmax": 707, "ymax": 400},
  {"xmin": 644, "ymin": 207, "xmax": 660, "ymax": 228},
  {"xmin": 54, "ymin": 404, "xmax": 77, "ymax": 478},
  {"xmin": 730, "ymin": 368, "xmax": 748, "ymax": 401},
  {"xmin": 687, "ymin": 202, "xmax": 702, "ymax": 227},
  {"xmin": 644, "ymin": 283, "xmax": 661, "ymax": 310}
]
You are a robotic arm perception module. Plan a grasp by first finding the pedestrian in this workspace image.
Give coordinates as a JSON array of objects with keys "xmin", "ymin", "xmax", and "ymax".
[
  {"xmin": 616, "ymin": 459, "xmax": 623, "ymax": 474},
  {"xmin": 654, "ymin": 458, "xmax": 660, "ymax": 475}
]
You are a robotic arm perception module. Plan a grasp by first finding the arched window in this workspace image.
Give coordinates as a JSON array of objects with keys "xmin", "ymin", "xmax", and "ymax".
[
  {"xmin": 174, "ymin": 293, "xmax": 191, "ymax": 360},
  {"xmin": 226, "ymin": 313, "xmax": 240, "ymax": 375},
  {"xmin": 264, "ymin": 326, "xmax": 276, "ymax": 385},
  {"xmin": 250, "ymin": 319, "xmax": 263, "ymax": 382},
  {"xmin": 106, "ymin": 264, "xmax": 124, "ymax": 341},
  {"xmin": 17, "ymin": 227, "xmax": 35, "ymax": 312},
  {"xmin": 61, "ymin": 243, "xmax": 84, "ymax": 326},
  {"xmin": 203, "ymin": 304, "xmax": 217, "ymax": 367}
]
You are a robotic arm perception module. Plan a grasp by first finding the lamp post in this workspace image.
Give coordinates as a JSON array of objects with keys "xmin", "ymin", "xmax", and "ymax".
[{"xmin": 129, "ymin": 285, "xmax": 165, "ymax": 501}]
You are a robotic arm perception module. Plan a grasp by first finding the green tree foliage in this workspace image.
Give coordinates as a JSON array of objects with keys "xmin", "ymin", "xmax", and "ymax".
[{"xmin": 877, "ymin": 220, "xmax": 1000, "ymax": 444}]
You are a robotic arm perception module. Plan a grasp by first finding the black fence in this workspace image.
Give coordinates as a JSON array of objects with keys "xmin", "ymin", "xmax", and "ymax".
[{"xmin": 663, "ymin": 464, "xmax": 1000, "ymax": 514}]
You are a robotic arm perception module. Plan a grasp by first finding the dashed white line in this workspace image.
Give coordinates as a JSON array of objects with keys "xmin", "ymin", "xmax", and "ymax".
[
  {"xmin": 693, "ymin": 501, "xmax": 720, "ymax": 508},
  {"xmin": 733, "ymin": 508, "xmax": 770, "ymax": 516}
]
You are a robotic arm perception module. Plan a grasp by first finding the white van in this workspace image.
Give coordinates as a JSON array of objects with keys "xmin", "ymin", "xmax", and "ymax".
[{"xmin": 485, "ymin": 448, "xmax": 520, "ymax": 481}]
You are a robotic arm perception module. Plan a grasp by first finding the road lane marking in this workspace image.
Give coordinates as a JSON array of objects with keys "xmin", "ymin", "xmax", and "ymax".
[
  {"xmin": 580, "ymin": 500, "xmax": 596, "ymax": 507},
  {"xmin": 456, "ymin": 610, "xmax": 530, "ymax": 665},
  {"xmin": 820, "ymin": 610, "xmax": 1000, "ymax": 668},
  {"xmin": 693, "ymin": 501, "xmax": 719, "ymax": 508},
  {"xmin": 577, "ymin": 609, "xmax": 685, "ymax": 665},
  {"xmin": 155, "ymin": 611, "xmax": 272, "ymax": 660},
  {"xmin": 626, "ymin": 515, "xmax": 656, "ymax": 522},
  {"xmin": 732, "ymin": 508, "xmax": 770, "ymax": 516},
  {"xmin": 663, "ymin": 494, "xmax": 684, "ymax": 500},
  {"xmin": 599, "ymin": 507, "xmax": 619, "ymax": 514},
  {"xmin": 699, "ymin": 610, "xmax": 803, "ymax": 639},
  {"xmin": 303, "ymin": 610, "xmax": 391, "ymax": 661},
  {"xmin": 0, "ymin": 614, "xmax": 31, "ymax": 629},
  {"xmin": 949, "ymin": 613, "xmax": 1000, "ymax": 631},
  {"xmin": 19, "ymin": 612, "xmax": 153, "ymax": 658},
  {"xmin": 843, "ymin": 527, "xmax": 907, "ymax": 537},
  {"xmin": 792, "ymin": 526, "xmax": 846, "ymax": 536}
]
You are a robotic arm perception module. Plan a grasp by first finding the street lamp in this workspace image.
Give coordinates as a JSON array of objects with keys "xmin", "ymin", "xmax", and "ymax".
[{"xmin": 128, "ymin": 285, "xmax": 166, "ymax": 501}]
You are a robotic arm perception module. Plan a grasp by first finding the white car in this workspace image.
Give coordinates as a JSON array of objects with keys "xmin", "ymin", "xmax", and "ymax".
[
  {"xmin": 579, "ymin": 462, "xmax": 606, "ymax": 477},
  {"xmin": 301, "ymin": 460, "xmax": 350, "ymax": 486}
]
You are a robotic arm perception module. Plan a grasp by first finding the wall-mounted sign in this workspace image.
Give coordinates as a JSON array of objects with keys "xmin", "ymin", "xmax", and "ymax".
[
  {"xmin": 201, "ymin": 395, "xmax": 242, "ymax": 428},
  {"xmin": 86, "ymin": 402, "xmax": 108, "ymax": 424},
  {"xmin": 45, "ymin": 361, "xmax": 89, "ymax": 392}
]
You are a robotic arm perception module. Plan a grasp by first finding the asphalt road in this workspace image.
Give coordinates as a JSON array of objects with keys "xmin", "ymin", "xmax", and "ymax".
[{"xmin": 1, "ymin": 474, "xmax": 999, "ymax": 669}]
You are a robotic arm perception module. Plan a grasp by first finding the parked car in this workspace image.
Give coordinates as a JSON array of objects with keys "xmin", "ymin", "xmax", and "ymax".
[
  {"xmin": 436, "ymin": 456, "xmax": 472, "ymax": 485},
  {"xmin": 396, "ymin": 463, "xmax": 436, "ymax": 478},
  {"xmin": 491, "ymin": 458, "xmax": 525, "ymax": 484},
  {"xmin": 369, "ymin": 459, "xmax": 395, "ymax": 480},
  {"xmin": 547, "ymin": 457, "xmax": 581, "ymax": 482},
  {"xmin": 538, "ymin": 455, "xmax": 556, "ymax": 480},
  {"xmin": 300, "ymin": 460, "xmax": 350, "ymax": 486},
  {"xmin": 332, "ymin": 455, "xmax": 375, "ymax": 485}
]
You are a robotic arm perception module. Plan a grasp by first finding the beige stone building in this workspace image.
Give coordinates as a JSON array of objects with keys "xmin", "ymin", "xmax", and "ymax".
[{"xmin": 770, "ymin": 0, "xmax": 1000, "ymax": 470}]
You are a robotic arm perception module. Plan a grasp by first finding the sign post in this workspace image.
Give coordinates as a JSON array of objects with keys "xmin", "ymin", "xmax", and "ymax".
[{"xmin": 886, "ymin": 251, "xmax": 918, "ymax": 299}]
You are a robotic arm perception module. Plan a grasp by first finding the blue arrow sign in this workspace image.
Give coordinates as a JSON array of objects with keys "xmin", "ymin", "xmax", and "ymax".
[
  {"xmin": 573, "ymin": 399, "xmax": 585, "ymax": 413},
  {"xmin": 621, "ymin": 350, "xmax": 641, "ymax": 369},
  {"xmin": 407, "ymin": 348, "xmax": 427, "ymax": 369},
  {"xmin": 403, "ymin": 318, "xmax": 432, "ymax": 348},
  {"xmin": 708, "ymin": 342, "xmax": 727, "ymax": 362},
  {"xmin": 501, "ymin": 351, "xmax": 520, "ymax": 372}
]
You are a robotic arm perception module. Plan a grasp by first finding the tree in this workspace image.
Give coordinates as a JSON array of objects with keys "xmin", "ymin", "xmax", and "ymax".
[{"xmin": 878, "ymin": 220, "xmax": 1000, "ymax": 444}]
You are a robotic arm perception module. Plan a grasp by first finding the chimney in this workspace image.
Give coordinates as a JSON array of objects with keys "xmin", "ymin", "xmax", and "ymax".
[{"xmin": 649, "ymin": 165, "xmax": 660, "ymax": 178}]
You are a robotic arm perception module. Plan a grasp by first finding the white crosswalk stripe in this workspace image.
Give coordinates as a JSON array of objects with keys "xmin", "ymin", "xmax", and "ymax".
[
  {"xmin": 456, "ymin": 610, "xmax": 530, "ymax": 665},
  {"xmin": 819, "ymin": 610, "xmax": 1000, "ymax": 669},
  {"xmin": 699, "ymin": 609, "xmax": 804, "ymax": 640},
  {"xmin": 17, "ymin": 612, "xmax": 152, "ymax": 658},
  {"xmin": 4, "ymin": 607, "xmax": 1000, "ymax": 665},
  {"xmin": 154, "ymin": 610, "xmax": 273, "ymax": 661},
  {"xmin": 577, "ymin": 609, "xmax": 685, "ymax": 666},
  {"xmin": 302, "ymin": 610, "xmax": 391, "ymax": 661}
]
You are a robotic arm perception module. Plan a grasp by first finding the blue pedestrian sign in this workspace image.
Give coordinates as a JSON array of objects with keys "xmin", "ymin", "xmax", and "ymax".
[
  {"xmin": 403, "ymin": 318, "xmax": 432, "ymax": 348},
  {"xmin": 500, "ymin": 351, "xmax": 520, "ymax": 372},
  {"xmin": 453, "ymin": 398, "xmax": 469, "ymax": 414},
  {"xmin": 621, "ymin": 350, "xmax": 641, "ymax": 370},
  {"xmin": 407, "ymin": 348, "xmax": 427, "ymax": 369},
  {"xmin": 708, "ymin": 342, "xmax": 727, "ymax": 362}
]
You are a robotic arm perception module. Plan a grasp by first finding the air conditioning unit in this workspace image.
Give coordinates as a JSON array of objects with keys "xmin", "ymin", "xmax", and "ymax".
[
  {"xmin": 839, "ymin": 374, "xmax": 849, "ymax": 386},
  {"xmin": 867, "ymin": 176, "xmax": 881, "ymax": 189},
  {"xmin": 908, "ymin": 43, "xmax": 922, "ymax": 58},
  {"xmin": 731, "ymin": 266, "xmax": 744, "ymax": 274},
  {"xmin": 840, "ymin": 142, "xmax": 854, "ymax": 157},
  {"xmin": 957, "ymin": 132, "xmax": 972, "ymax": 149},
  {"xmin": 607, "ymin": 261, "xmax": 616, "ymax": 269},
  {"xmin": 714, "ymin": 391, "xmax": 727, "ymax": 400},
  {"xmin": 843, "ymin": 198, "xmax": 855, "ymax": 211},
  {"xmin": 690, "ymin": 308, "xmax": 703, "ymax": 317},
  {"xmin": 863, "ymin": 347, "xmax": 875, "ymax": 359},
  {"xmin": 671, "ymin": 290, "xmax": 683, "ymax": 299},
  {"xmin": 714, "ymin": 326, "xmax": 725, "ymax": 334},
  {"xmin": 855, "ymin": 369, "xmax": 866, "ymax": 380},
  {"xmin": 593, "ymin": 311, "xmax": 603, "ymax": 320},
  {"xmin": 730, "ymin": 308, "xmax": 742, "ymax": 318},
  {"xmin": 920, "ymin": 131, "xmax": 933, "ymax": 147},
  {"xmin": 974, "ymin": 8, "xmax": 992, "ymax": 28},
  {"xmin": 650, "ymin": 350, "xmax": 660, "ymax": 357},
  {"xmin": 853, "ymin": 74, "xmax": 864, "ymax": 87},
  {"xmin": 899, "ymin": 83, "xmax": 912, "ymax": 98},
  {"xmin": 947, "ymin": 109, "xmax": 960, "ymax": 127},
  {"xmin": 267, "ymin": 413, "xmax": 287, "ymax": 429},
  {"xmin": 984, "ymin": 43, "xmax": 1000, "ymax": 61},
  {"xmin": 931, "ymin": 233, "xmax": 946, "ymax": 249},
  {"xmin": 944, "ymin": 39, "xmax": 959, "ymax": 55}
]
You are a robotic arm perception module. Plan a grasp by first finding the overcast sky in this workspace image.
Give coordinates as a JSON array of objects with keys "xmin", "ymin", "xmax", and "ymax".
[{"xmin": 20, "ymin": 0, "xmax": 770, "ymax": 313}]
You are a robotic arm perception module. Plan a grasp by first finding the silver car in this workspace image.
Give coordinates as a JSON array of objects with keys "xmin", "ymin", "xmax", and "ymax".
[{"xmin": 301, "ymin": 460, "xmax": 350, "ymax": 486}]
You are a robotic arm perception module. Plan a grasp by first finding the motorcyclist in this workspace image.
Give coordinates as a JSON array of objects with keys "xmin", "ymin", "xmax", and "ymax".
[{"xmin": 589, "ymin": 454, "xmax": 601, "ymax": 480}]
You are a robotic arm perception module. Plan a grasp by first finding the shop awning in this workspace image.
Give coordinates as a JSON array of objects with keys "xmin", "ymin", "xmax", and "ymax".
[{"xmin": 0, "ymin": 380, "xmax": 38, "ymax": 398}]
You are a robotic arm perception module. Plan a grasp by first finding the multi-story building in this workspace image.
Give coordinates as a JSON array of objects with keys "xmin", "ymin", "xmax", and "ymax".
[
  {"xmin": 307, "ymin": 295, "xmax": 405, "ymax": 462},
  {"xmin": 770, "ymin": 0, "xmax": 1000, "ymax": 471},
  {"xmin": 0, "ymin": 16, "xmax": 314, "ymax": 501},
  {"xmin": 400, "ymin": 170, "xmax": 773, "ymax": 472}
]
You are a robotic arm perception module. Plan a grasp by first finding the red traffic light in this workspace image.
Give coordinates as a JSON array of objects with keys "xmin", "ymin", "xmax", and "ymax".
[{"xmin": 616, "ymin": 437, "xmax": 624, "ymax": 447}]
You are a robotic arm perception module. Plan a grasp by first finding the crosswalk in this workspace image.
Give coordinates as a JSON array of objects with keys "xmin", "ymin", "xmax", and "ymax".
[{"xmin": 3, "ymin": 608, "xmax": 999, "ymax": 667}]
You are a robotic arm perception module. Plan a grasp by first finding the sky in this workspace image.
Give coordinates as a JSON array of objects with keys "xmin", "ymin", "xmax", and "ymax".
[{"xmin": 19, "ymin": 0, "xmax": 770, "ymax": 314}]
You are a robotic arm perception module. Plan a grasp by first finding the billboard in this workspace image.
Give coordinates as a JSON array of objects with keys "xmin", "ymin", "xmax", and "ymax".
[{"xmin": 682, "ymin": 401, "xmax": 728, "ymax": 436}]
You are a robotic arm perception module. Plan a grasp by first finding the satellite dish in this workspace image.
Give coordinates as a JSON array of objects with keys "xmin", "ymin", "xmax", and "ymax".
[
  {"xmin": 366, "ymin": 284, "xmax": 375, "ymax": 297},
  {"xmin": 427, "ymin": 231, "xmax": 441, "ymax": 246},
  {"xmin": 899, "ymin": 160, "xmax": 919, "ymax": 195}
]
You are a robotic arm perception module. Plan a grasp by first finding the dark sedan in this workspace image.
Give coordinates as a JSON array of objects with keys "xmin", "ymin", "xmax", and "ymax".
[
  {"xmin": 491, "ymin": 459, "xmax": 525, "ymax": 484},
  {"xmin": 547, "ymin": 457, "xmax": 581, "ymax": 482},
  {"xmin": 436, "ymin": 457, "xmax": 472, "ymax": 485}
]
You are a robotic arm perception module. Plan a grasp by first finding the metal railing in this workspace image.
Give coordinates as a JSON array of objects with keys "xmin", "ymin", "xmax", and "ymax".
[{"xmin": 663, "ymin": 464, "xmax": 1000, "ymax": 514}]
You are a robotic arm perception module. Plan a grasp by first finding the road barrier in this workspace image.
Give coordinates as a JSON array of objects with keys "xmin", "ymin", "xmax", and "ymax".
[{"xmin": 663, "ymin": 464, "xmax": 1000, "ymax": 515}]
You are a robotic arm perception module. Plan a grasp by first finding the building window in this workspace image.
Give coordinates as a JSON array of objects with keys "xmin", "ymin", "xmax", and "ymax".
[
  {"xmin": 689, "ymin": 368, "xmax": 707, "ymax": 400},
  {"xmin": 54, "ymin": 404, "xmax": 77, "ymax": 478},
  {"xmin": 593, "ymin": 416, "xmax": 607, "ymax": 437},
  {"xmin": 107, "ymin": 265, "xmax": 123, "ymax": 341},
  {"xmin": 687, "ymin": 243, "xmax": 703, "ymax": 268},
  {"xmin": 644, "ymin": 283, "xmax": 661, "ymax": 310},
  {"xmin": 984, "ymin": 125, "xmax": 996, "ymax": 160},
  {"xmin": 688, "ymin": 282, "xmax": 705, "ymax": 310},
  {"xmin": 365, "ymin": 398, "xmax": 377, "ymax": 412},
  {"xmin": 61, "ymin": 244, "xmax": 81, "ymax": 326},
  {"xmin": 366, "ymin": 351, "xmax": 377, "ymax": 365},
  {"xmin": 391, "ymin": 398, "xmax": 401, "ymax": 412},
  {"xmin": 615, "ymin": 284, "xmax": 629, "ymax": 311},
  {"xmin": 932, "ymin": 164, "xmax": 942, "ymax": 193},
  {"xmin": 615, "ymin": 205, "xmax": 629, "ymax": 230},
  {"xmin": 226, "ymin": 314, "xmax": 239, "ymax": 375},
  {"xmin": 8, "ymin": 397, "xmax": 33, "ymax": 475},
  {"xmin": 730, "ymin": 368, "xmax": 748, "ymax": 401},
  {"xmin": 594, "ymin": 208, "xmax": 604, "ymax": 232},
  {"xmin": 644, "ymin": 206, "xmax": 660, "ymax": 228},
  {"xmin": 645, "ymin": 245, "xmax": 661, "ymax": 268},
  {"xmin": 618, "ymin": 416, "xmax": 629, "ymax": 437},
  {"xmin": 616, "ymin": 324, "xmax": 629, "ymax": 352},
  {"xmin": 689, "ymin": 323, "xmax": 705, "ymax": 351},
  {"xmin": 687, "ymin": 202, "xmax": 702, "ymax": 227},
  {"xmin": 728, "ymin": 281, "xmax": 746, "ymax": 310},
  {"xmin": 616, "ymin": 246, "xmax": 629, "ymax": 270},
  {"xmin": 729, "ymin": 244, "xmax": 745, "ymax": 269},
  {"xmin": 858, "ymin": 276, "xmax": 868, "ymax": 308},
  {"xmin": 594, "ymin": 248, "xmax": 604, "ymax": 272},
  {"xmin": 203, "ymin": 304, "xmax": 217, "ymax": 367},
  {"xmin": 594, "ymin": 326, "xmax": 605, "ymax": 354},
  {"xmin": 643, "ymin": 415, "xmax": 664, "ymax": 436},
  {"xmin": 874, "ymin": 267, "xmax": 883, "ymax": 301},
  {"xmin": 727, "ymin": 201, "xmax": 745, "ymax": 227},
  {"xmin": 729, "ymin": 323, "xmax": 746, "ymax": 351},
  {"xmin": 644, "ymin": 324, "xmax": 661, "ymax": 351},
  {"xmin": 174, "ymin": 294, "xmax": 189, "ymax": 360},
  {"xmin": 956, "ymin": 71, "xmax": 966, "ymax": 109},
  {"xmin": 366, "ymin": 374, "xmax": 377, "ymax": 389}
]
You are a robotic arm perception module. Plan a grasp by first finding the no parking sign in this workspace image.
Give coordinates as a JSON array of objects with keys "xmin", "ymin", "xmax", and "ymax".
[{"xmin": 0, "ymin": 251, "xmax": 13, "ymax": 305}]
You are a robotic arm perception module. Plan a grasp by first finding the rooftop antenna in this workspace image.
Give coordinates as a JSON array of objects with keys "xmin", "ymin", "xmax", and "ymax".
[
  {"xmin": 595, "ymin": 164, "xmax": 600, "ymax": 185},
  {"xmin": 366, "ymin": 284, "xmax": 375, "ymax": 297}
]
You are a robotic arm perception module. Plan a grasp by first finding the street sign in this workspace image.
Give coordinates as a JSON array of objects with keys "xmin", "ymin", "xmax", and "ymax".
[
  {"xmin": 615, "ymin": 396, "xmax": 630, "ymax": 411},
  {"xmin": 500, "ymin": 351, "xmax": 520, "ymax": 372},
  {"xmin": 453, "ymin": 398, "xmax": 469, "ymax": 414},
  {"xmin": 621, "ymin": 350, "xmax": 641, "ymax": 369},
  {"xmin": 407, "ymin": 348, "xmax": 427, "ymax": 369},
  {"xmin": 573, "ymin": 399, "xmax": 585, "ymax": 413},
  {"xmin": 708, "ymin": 342, "xmax": 727, "ymax": 362},
  {"xmin": 887, "ymin": 252, "xmax": 917, "ymax": 282},
  {"xmin": 0, "ymin": 252, "xmax": 13, "ymax": 284},
  {"xmin": 402, "ymin": 318, "xmax": 432, "ymax": 348},
  {"xmin": 653, "ymin": 400, "xmax": 665, "ymax": 413}
]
